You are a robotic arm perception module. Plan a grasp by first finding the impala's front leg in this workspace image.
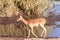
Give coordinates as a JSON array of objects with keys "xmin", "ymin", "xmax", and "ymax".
[
  {"xmin": 27, "ymin": 29, "xmax": 30, "ymax": 38},
  {"xmin": 31, "ymin": 27, "xmax": 38, "ymax": 38}
]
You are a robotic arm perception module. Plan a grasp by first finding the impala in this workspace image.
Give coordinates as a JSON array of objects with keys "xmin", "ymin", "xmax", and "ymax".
[{"xmin": 17, "ymin": 15, "xmax": 47, "ymax": 38}]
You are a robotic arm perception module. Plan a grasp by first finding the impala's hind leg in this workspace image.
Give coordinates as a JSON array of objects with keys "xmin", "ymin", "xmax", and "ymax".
[
  {"xmin": 40, "ymin": 24, "xmax": 47, "ymax": 38},
  {"xmin": 41, "ymin": 29, "xmax": 45, "ymax": 37},
  {"xmin": 31, "ymin": 27, "xmax": 38, "ymax": 38}
]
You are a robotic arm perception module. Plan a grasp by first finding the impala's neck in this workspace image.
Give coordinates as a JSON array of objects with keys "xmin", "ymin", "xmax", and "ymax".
[{"xmin": 20, "ymin": 17, "xmax": 28, "ymax": 25}]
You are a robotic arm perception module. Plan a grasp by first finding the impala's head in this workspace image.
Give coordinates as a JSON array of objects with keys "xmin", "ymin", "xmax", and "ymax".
[{"xmin": 17, "ymin": 15, "xmax": 23, "ymax": 21}]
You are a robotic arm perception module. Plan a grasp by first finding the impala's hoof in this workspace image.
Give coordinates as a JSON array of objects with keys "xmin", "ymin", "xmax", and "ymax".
[
  {"xmin": 41, "ymin": 35, "xmax": 43, "ymax": 38},
  {"xmin": 43, "ymin": 36, "xmax": 46, "ymax": 38}
]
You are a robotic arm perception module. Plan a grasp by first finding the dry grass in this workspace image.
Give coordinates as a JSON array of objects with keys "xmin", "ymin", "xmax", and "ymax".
[{"xmin": 0, "ymin": 0, "xmax": 51, "ymax": 17}]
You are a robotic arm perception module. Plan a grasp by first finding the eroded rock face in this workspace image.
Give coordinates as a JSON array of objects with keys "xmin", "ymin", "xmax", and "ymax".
[
  {"xmin": 46, "ymin": 15, "xmax": 60, "ymax": 26},
  {"xmin": 49, "ymin": 15, "xmax": 60, "ymax": 21}
]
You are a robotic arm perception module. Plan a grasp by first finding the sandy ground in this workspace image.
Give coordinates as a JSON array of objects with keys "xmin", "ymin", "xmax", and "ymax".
[{"xmin": 0, "ymin": 37, "xmax": 59, "ymax": 40}]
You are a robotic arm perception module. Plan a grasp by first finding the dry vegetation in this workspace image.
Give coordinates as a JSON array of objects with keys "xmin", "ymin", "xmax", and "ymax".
[
  {"xmin": 15, "ymin": 0, "xmax": 49, "ymax": 15},
  {"xmin": 0, "ymin": 0, "xmax": 50, "ymax": 17},
  {"xmin": 0, "ymin": 0, "xmax": 53, "ymax": 38}
]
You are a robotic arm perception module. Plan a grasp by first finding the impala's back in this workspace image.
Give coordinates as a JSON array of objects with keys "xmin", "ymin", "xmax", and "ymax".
[{"xmin": 27, "ymin": 18, "xmax": 46, "ymax": 27}]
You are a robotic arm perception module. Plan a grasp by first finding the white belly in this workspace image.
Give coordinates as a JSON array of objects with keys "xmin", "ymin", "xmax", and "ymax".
[
  {"xmin": 29, "ymin": 23, "xmax": 39, "ymax": 27},
  {"xmin": 35, "ymin": 23, "xmax": 39, "ymax": 26}
]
